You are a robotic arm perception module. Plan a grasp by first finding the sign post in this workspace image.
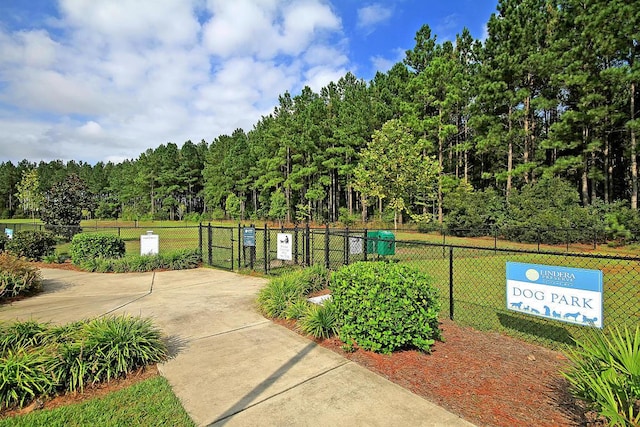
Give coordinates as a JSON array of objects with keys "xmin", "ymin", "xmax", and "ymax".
[
  {"xmin": 506, "ymin": 262, "xmax": 603, "ymax": 328},
  {"xmin": 243, "ymin": 227, "xmax": 256, "ymax": 268}
]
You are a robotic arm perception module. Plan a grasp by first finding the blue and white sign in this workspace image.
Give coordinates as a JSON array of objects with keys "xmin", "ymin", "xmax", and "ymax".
[
  {"xmin": 243, "ymin": 227, "xmax": 256, "ymax": 247},
  {"xmin": 4, "ymin": 228, "xmax": 13, "ymax": 239},
  {"xmin": 506, "ymin": 262, "xmax": 603, "ymax": 328}
]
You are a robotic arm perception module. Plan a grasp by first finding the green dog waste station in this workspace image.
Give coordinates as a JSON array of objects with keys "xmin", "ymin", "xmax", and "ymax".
[{"xmin": 366, "ymin": 230, "xmax": 396, "ymax": 256}]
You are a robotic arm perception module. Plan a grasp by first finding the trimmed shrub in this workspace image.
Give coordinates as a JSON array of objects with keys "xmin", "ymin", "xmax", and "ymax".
[
  {"xmin": 331, "ymin": 261, "xmax": 441, "ymax": 354},
  {"xmin": 69, "ymin": 233, "xmax": 126, "ymax": 264},
  {"xmin": 5, "ymin": 230, "xmax": 56, "ymax": 261},
  {"xmin": 0, "ymin": 252, "xmax": 42, "ymax": 300}
]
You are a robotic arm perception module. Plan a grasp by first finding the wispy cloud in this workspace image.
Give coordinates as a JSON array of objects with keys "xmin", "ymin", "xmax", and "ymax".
[
  {"xmin": 356, "ymin": 3, "xmax": 393, "ymax": 34},
  {"xmin": 370, "ymin": 47, "xmax": 405, "ymax": 74},
  {"xmin": 434, "ymin": 13, "xmax": 459, "ymax": 41}
]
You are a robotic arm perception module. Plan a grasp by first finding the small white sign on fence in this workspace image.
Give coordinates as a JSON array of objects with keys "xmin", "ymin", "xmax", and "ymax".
[
  {"xmin": 277, "ymin": 233, "xmax": 292, "ymax": 261},
  {"xmin": 140, "ymin": 231, "xmax": 159, "ymax": 256},
  {"xmin": 349, "ymin": 236, "xmax": 363, "ymax": 254}
]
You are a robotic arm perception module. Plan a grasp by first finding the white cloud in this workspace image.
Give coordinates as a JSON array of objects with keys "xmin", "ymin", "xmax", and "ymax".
[
  {"xmin": 370, "ymin": 47, "xmax": 405, "ymax": 74},
  {"xmin": 202, "ymin": 0, "xmax": 341, "ymax": 58},
  {"xmin": 356, "ymin": 4, "xmax": 393, "ymax": 33},
  {"xmin": 0, "ymin": 0, "xmax": 350, "ymax": 164},
  {"xmin": 481, "ymin": 24, "xmax": 489, "ymax": 42},
  {"xmin": 78, "ymin": 121, "xmax": 102, "ymax": 136}
]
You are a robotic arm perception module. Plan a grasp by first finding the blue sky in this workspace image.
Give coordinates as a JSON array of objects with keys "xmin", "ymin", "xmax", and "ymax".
[{"xmin": 0, "ymin": 0, "xmax": 496, "ymax": 164}]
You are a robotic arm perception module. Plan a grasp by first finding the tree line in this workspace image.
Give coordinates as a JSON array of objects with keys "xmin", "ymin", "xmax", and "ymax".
[{"xmin": 1, "ymin": 0, "xmax": 639, "ymax": 236}]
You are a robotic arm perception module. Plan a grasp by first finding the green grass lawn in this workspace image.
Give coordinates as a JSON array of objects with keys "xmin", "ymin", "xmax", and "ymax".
[
  {"xmin": 394, "ymin": 247, "xmax": 640, "ymax": 348},
  {"xmin": 0, "ymin": 376, "xmax": 194, "ymax": 427}
]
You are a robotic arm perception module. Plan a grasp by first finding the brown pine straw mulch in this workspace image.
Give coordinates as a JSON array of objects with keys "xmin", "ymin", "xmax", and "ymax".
[{"xmin": 277, "ymin": 317, "xmax": 601, "ymax": 427}]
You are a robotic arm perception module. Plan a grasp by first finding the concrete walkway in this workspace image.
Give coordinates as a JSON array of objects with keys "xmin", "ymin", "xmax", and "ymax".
[{"xmin": 0, "ymin": 268, "xmax": 474, "ymax": 426}]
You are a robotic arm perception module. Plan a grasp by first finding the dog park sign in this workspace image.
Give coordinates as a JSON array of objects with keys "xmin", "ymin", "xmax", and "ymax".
[{"xmin": 506, "ymin": 262, "xmax": 603, "ymax": 328}]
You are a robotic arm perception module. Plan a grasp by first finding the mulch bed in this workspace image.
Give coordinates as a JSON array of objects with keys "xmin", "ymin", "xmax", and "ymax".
[{"xmin": 277, "ymin": 317, "xmax": 595, "ymax": 427}]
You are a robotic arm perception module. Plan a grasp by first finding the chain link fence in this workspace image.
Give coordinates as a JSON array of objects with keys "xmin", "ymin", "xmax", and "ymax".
[
  {"xmin": 199, "ymin": 223, "xmax": 639, "ymax": 348},
  {"xmin": 3, "ymin": 222, "xmax": 637, "ymax": 348},
  {"xmin": 0, "ymin": 222, "xmax": 201, "ymax": 255}
]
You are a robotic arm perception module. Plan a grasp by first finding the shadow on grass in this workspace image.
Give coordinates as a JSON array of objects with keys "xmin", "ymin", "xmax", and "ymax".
[{"xmin": 497, "ymin": 312, "xmax": 575, "ymax": 346}]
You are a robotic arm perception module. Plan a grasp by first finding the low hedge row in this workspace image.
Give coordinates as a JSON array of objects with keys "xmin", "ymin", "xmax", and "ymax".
[
  {"xmin": 69, "ymin": 233, "xmax": 126, "ymax": 264},
  {"xmin": 77, "ymin": 249, "xmax": 201, "ymax": 273}
]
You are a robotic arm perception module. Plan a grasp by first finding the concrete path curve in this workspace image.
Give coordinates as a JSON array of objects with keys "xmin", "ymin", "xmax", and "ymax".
[{"xmin": 0, "ymin": 268, "xmax": 474, "ymax": 426}]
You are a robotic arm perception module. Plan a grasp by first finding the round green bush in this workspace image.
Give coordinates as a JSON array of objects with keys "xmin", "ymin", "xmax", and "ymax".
[
  {"xmin": 5, "ymin": 230, "xmax": 56, "ymax": 261},
  {"xmin": 69, "ymin": 233, "xmax": 126, "ymax": 264},
  {"xmin": 331, "ymin": 261, "xmax": 441, "ymax": 354}
]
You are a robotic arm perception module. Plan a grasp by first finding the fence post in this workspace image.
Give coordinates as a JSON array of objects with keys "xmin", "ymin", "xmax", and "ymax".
[
  {"xmin": 305, "ymin": 223, "xmax": 310, "ymax": 266},
  {"xmin": 207, "ymin": 223, "xmax": 212, "ymax": 266},
  {"xmin": 230, "ymin": 227, "xmax": 235, "ymax": 271},
  {"xmin": 344, "ymin": 226, "xmax": 349, "ymax": 266},
  {"xmin": 324, "ymin": 223, "xmax": 330, "ymax": 269},
  {"xmin": 363, "ymin": 228, "xmax": 368, "ymax": 262},
  {"xmin": 494, "ymin": 227, "xmax": 498, "ymax": 252},
  {"xmin": 442, "ymin": 227, "xmax": 446, "ymax": 258},
  {"xmin": 566, "ymin": 229, "xmax": 569, "ymax": 252},
  {"xmin": 294, "ymin": 224, "xmax": 299, "ymax": 265},
  {"xmin": 237, "ymin": 224, "xmax": 242, "ymax": 269},
  {"xmin": 264, "ymin": 223, "xmax": 268, "ymax": 274},
  {"xmin": 449, "ymin": 246, "xmax": 454, "ymax": 321},
  {"xmin": 593, "ymin": 229, "xmax": 597, "ymax": 250},
  {"xmin": 198, "ymin": 223, "xmax": 203, "ymax": 257},
  {"xmin": 537, "ymin": 229, "xmax": 541, "ymax": 253},
  {"xmin": 118, "ymin": 227, "xmax": 121, "ymax": 237}
]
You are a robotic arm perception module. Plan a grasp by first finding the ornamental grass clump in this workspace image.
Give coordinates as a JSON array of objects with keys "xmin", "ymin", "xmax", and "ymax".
[
  {"xmin": 331, "ymin": 261, "xmax": 441, "ymax": 354},
  {"xmin": 298, "ymin": 301, "xmax": 339, "ymax": 339},
  {"xmin": 0, "ymin": 348, "xmax": 58, "ymax": 408},
  {"xmin": 0, "ymin": 252, "xmax": 42, "ymax": 300},
  {"xmin": 0, "ymin": 316, "xmax": 168, "ymax": 409},
  {"xmin": 256, "ymin": 265, "xmax": 331, "ymax": 319},
  {"xmin": 256, "ymin": 272, "xmax": 303, "ymax": 318},
  {"xmin": 563, "ymin": 325, "xmax": 640, "ymax": 427}
]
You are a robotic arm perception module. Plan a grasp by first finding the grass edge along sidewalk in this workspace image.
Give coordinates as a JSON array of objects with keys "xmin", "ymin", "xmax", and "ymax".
[{"xmin": 0, "ymin": 375, "xmax": 194, "ymax": 427}]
